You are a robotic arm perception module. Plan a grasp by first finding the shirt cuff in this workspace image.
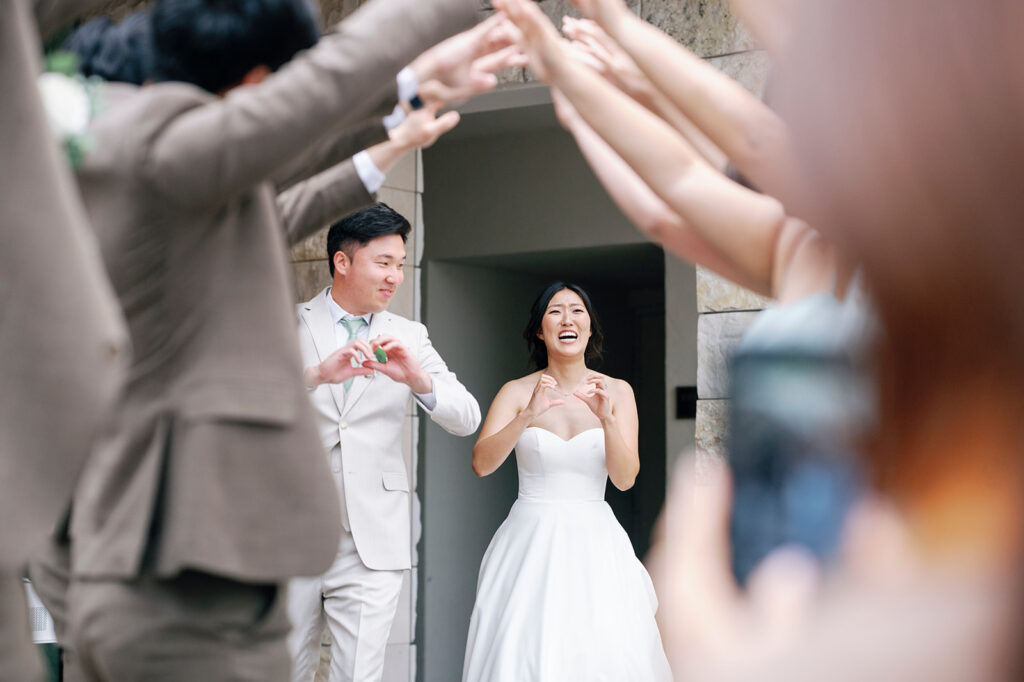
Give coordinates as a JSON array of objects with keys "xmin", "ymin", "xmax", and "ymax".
[
  {"xmin": 352, "ymin": 150, "xmax": 386, "ymax": 194},
  {"xmin": 396, "ymin": 66, "xmax": 419, "ymax": 104},
  {"xmin": 414, "ymin": 389, "xmax": 437, "ymax": 412},
  {"xmin": 382, "ymin": 103, "xmax": 406, "ymax": 132}
]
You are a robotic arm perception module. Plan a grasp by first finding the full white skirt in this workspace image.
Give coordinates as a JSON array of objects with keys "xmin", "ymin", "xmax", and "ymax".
[{"xmin": 462, "ymin": 499, "xmax": 672, "ymax": 682}]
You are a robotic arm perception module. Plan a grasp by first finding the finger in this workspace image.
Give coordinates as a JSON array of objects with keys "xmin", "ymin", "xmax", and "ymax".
[
  {"xmin": 580, "ymin": 33, "xmax": 615, "ymax": 62},
  {"xmin": 350, "ymin": 339, "xmax": 375, "ymax": 359},
  {"xmin": 466, "ymin": 71, "xmax": 499, "ymax": 97},
  {"xmin": 746, "ymin": 545, "xmax": 821, "ymax": 648},
  {"xmin": 548, "ymin": 399, "xmax": 566, "ymax": 408},
  {"xmin": 472, "ymin": 45, "xmax": 529, "ymax": 74},
  {"xmin": 421, "ymin": 110, "xmax": 461, "ymax": 147},
  {"xmin": 567, "ymin": 41, "xmax": 606, "ymax": 73},
  {"xmin": 654, "ymin": 453, "xmax": 740, "ymax": 654}
]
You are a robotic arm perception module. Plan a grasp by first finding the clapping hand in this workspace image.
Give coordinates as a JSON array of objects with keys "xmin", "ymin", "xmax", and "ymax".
[
  {"xmin": 360, "ymin": 335, "xmax": 433, "ymax": 395},
  {"xmin": 523, "ymin": 373, "xmax": 566, "ymax": 422},
  {"xmin": 573, "ymin": 373, "xmax": 613, "ymax": 420}
]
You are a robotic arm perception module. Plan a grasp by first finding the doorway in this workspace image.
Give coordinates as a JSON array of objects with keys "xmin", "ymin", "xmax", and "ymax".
[{"xmin": 415, "ymin": 93, "xmax": 669, "ymax": 682}]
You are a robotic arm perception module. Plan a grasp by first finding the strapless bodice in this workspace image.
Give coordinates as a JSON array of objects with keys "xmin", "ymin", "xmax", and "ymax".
[{"xmin": 514, "ymin": 427, "xmax": 607, "ymax": 502}]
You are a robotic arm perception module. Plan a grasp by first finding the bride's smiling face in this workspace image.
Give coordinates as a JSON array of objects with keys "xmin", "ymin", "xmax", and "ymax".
[{"xmin": 538, "ymin": 289, "xmax": 592, "ymax": 358}]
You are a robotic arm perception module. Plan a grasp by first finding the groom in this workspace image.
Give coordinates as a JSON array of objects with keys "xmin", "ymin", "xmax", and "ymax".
[{"xmin": 291, "ymin": 203, "xmax": 480, "ymax": 682}]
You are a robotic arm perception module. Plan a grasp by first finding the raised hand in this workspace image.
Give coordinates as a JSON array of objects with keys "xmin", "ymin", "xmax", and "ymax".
[
  {"xmin": 388, "ymin": 102, "xmax": 461, "ymax": 150},
  {"xmin": 523, "ymin": 373, "xmax": 566, "ymax": 422},
  {"xmin": 492, "ymin": 0, "xmax": 567, "ymax": 83},
  {"xmin": 573, "ymin": 373, "xmax": 614, "ymax": 420},
  {"xmin": 361, "ymin": 335, "xmax": 433, "ymax": 394},
  {"xmin": 306, "ymin": 340, "xmax": 375, "ymax": 387},
  {"xmin": 411, "ymin": 14, "xmax": 526, "ymax": 106},
  {"xmin": 569, "ymin": 0, "xmax": 632, "ymax": 31},
  {"xmin": 563, "ymin": 17, "xmax": 648, "ymax": 97}
]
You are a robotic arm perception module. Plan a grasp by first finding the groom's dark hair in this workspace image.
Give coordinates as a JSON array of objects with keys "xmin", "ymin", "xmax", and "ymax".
[
  {"xmin": 523, "ymin": 281, "xmax": 604, "ymax": 370},
  {"xmin": 326, "ymin": 203, "xmax": 412, "ymax": 276}
]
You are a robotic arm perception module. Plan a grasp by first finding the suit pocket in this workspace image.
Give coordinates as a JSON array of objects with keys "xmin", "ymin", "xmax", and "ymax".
[
  {"xmin": 381, "ymin": 471, "xmax": 410, "ymax": 492},
  {"xmin": 179, "ymin": 379, "xmax": 298, "ymax": 427}
]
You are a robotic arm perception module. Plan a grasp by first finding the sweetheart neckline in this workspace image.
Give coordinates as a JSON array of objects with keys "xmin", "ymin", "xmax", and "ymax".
[{"xmin": 523, "ymin": 426, "xmax": 602, "ymax": 443}]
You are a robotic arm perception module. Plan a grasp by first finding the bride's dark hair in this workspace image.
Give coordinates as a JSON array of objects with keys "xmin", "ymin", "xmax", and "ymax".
[{"xmin": 523, "ymin": 282, "xmax": 604, "ymax": 370}]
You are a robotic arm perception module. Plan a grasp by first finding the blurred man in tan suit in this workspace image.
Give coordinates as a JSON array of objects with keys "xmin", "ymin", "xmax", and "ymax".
[
  {"xmin": 55, "ymin": 0, "xmax": 509, "ymax": 678},
  {"xmin": 0, "ymin": 1, "xmax": 129, "ymax": 679}
]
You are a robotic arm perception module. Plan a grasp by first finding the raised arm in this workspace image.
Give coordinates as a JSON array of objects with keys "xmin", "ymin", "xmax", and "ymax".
[
  {"xmin": 273, "ymin": 119, "xmax": 388, "ymax": 193},
  {"xmin": 277, "ymin": 104, "xmax": 461, "ymax": 244},
  {"xmin": 472, "ymin": 376, "xmax": 564, "ymax": 477},
  {"xmin": 569, "ymin": 0, "xmax": 798, "ymax": 196},
  {"xmin": 562, "ymin": 18, "xmax": 726, "ymax": 171},
  {"xmin": 146, "ymin": 0, "xmax": 489, "ymax": 209},
  {"xmin": 550, "ymin": 87, "xmax": 764, "ymax": 293},
  {"xmin": 500, "ymin": 0, "xmax": 788, "ymax": 295}
]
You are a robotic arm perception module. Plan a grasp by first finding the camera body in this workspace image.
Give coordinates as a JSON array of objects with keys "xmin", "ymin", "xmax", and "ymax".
[{"xmin": 727, "ymin": 344, "xmax": 872, "ymax": 585}]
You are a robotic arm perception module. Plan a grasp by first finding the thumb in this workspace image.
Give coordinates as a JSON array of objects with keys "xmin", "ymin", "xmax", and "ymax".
[
  {"xmin": 421, "ymin": 111, "xmax": 461, "ymax": 147},
  {"xmin": 468, "ymin": 71, "xmax": 499, "ymax": 95}
]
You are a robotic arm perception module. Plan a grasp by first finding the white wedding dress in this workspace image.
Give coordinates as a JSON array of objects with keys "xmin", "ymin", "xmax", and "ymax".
[{"xmin": 462, "ymin": 426, "xmax": 672, "ymax": 681}]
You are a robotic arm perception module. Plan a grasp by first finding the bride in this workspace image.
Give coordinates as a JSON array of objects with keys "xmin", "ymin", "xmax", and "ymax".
[{"xmin": 463, "ymin": 282, "xmax": 672, "ymax": 681}]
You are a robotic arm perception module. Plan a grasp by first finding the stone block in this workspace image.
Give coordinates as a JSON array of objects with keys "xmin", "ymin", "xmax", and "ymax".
[
  {"xmin": 641, "ymin": 0, "xmax": 754, "ymax": 58},
  {"xmin": 696, "ymin": 266, "xmax": 771, "ymax": 313},
  {"xmin": 290, "ymin": 225, "xmax": 329, "ymax": 263},
  {"xmin": 695, "ymin": 398, "xmax": 728, "ymax": 465},
  {"xmin": 696, "ymin": 310, "xmax": 758, "ymax": 399},
  {"xmin": 293, "ymin": 260, "xmax": 331, "ymax": 303},
  {"xmin": 413, "ymin": 193, "xmax": 425, "ymax": 266},
  {"xmin": 706, "ymin": 49, "xmax": 771, "ymax": 98},
  {"xmin": 384, "ymin": 150, "xmax": 417, "ymax": 193},
  {"xmin": 378, "ymin": 187, "xmax": 417, "ymax": 227}
]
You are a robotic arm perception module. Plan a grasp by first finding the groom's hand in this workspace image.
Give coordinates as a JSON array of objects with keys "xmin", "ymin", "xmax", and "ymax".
[
  {"xmin": 362, "ymin": 335, "xmax": 433, "ymax": 394},
  {"xmin": 304, "ymin": 340, "xmax": 375, "ymax": 387}
]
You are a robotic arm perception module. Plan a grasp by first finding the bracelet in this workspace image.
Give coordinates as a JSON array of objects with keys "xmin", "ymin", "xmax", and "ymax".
[{"xmin": 409, "ymin": 93, "xmax": 425, "ymax": 111}]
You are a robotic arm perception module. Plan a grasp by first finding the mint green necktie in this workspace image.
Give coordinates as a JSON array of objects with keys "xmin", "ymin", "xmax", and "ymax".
[{"xmin": 339, "ymin": 316, "xmax": 367, "ymax": 392}]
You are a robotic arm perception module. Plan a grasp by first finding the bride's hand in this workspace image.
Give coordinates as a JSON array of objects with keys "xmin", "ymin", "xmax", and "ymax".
[
  {"xmin": 574, "ymin": 373, "xmax": 613, "ymax": 421},
  {"xmin": 522, "ymin": 373, "xmax": 566, "ymax": 422}
]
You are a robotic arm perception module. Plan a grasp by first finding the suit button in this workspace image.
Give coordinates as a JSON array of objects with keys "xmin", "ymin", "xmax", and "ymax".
[{"xmin": 340, "ymin": 422, "xmax": 348, "ymax": 430}]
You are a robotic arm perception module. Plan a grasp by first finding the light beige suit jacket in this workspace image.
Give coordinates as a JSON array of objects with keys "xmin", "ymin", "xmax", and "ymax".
[
  {"xmin": 298, "ymin": 289, "xmax": 481, "ymax": 570},
  {"xmin": 69, "ymin": 0, "xmax": 479, "ymax": 582},
  {"xmin": 0, "ymin": 0, "xmax": 128, "ymax": 569}
]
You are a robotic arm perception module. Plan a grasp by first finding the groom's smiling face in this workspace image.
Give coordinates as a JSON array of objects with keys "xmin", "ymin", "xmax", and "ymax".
[{"xmin": 333, "ymin": 234, "xmax": 406, "ymax": 315}]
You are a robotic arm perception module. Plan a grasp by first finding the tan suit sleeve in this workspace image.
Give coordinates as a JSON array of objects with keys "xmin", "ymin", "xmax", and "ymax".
[
  {"xmin": 276, "ymin": 159, "xmax": 374, "ymax": 244},
  {"xmin": 273, "ymin": 118, "xmax": 389, "ymax": 192},
  {"xmin": 146, "ymin": 0, "xmax": 476, "ymax": 209}
]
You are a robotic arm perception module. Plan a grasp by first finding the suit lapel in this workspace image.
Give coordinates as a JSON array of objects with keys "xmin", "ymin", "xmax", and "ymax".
[
  {"xmin": 301, "ymin": 289, "xmax": 347, "ymax": 416},
  {"xmin": 340, "ymin": 311, "xmax": 389, "ymax": 419}
]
